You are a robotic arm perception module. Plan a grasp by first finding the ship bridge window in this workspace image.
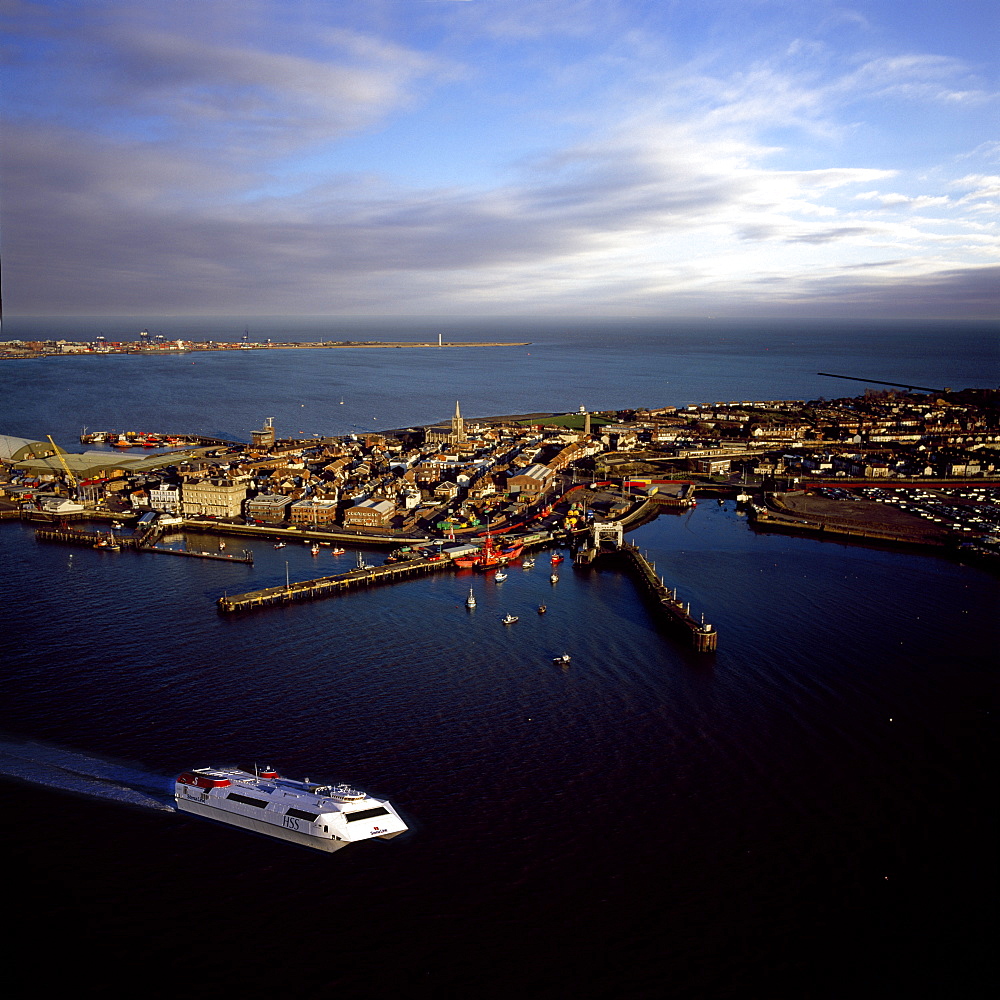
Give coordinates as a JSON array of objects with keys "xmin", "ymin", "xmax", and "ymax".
[
  {"xmin": 227, "ymin": 793, "xmax": 269, "ymax": 809},
  {"xmin": 286, "ymin": 808, "xmax": 318, "ymax": 822},
  {"xmin": 345, "ymin": 806, "xmax": 390, "ymax": 823}
]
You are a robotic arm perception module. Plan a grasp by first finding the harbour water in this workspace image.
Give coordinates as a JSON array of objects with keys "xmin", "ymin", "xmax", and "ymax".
[{"xmin": 1, "ymin": 320, "xmax": 996, "ymax": 996}]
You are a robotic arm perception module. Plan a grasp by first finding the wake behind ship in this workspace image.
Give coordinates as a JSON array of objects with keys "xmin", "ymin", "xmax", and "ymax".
[{"xmin": 175, "ymin": 766, "xmax": 407, "ymax": 852}]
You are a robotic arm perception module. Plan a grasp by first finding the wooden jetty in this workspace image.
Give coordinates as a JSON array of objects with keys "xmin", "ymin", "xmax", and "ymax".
[
  {"xmin": 34, "ymin": 525, "xmax": 252, "ymax": 563},
  {"xmin": 217, "ymin": 555, "xmax": 451, "ymax": 613},
  {"xmin": 616, "ymin": 543, "xmax": 717, "ymax": 652},
  {"xmin": 35, "ymin": 526, "xmax": 140, "ymax": 550}
]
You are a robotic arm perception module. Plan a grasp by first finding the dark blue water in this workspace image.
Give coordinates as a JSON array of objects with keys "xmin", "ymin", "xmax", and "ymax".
[
  {"xmin": 2, "ymin": 322, "xmax": 997, "ymax": 997},
  {"xmin": 3, "ymin": 318, "xmax": 996, "ymax": 447}
]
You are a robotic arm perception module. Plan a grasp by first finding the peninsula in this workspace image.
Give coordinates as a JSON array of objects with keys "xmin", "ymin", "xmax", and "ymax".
[{"xmin": 0, "ymin": 337, "xmax": 530, "ymax": 359}]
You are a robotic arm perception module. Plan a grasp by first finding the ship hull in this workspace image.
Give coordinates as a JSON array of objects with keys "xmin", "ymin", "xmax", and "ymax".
[
  {"xmin": 176, "ymin": 796, "xmax": 349, "ymax": 852},
  {"xmin": 174, "ymin": 765, "xmax": 407, "ymax": 853}
]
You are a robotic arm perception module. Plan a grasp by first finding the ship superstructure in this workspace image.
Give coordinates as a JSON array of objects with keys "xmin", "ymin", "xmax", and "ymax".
[{"xmin": 175, "ymin": 766, "xmax": 407, "ymax": 853}]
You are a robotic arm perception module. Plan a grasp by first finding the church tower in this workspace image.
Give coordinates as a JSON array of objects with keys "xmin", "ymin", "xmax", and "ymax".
[{"xmin": 451, "ymin": 400, "xmax": 466, "ymax": 443}]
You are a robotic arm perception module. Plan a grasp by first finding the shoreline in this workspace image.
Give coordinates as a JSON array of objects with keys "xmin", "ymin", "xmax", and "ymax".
[{"xmin": 0, "ymin": 341, "xmax": 532, "ymax": 360}]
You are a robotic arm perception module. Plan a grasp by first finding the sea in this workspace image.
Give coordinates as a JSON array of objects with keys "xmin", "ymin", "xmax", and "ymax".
[{"xmin": 1, "ymin": 318, "xmax": 997, "ymax": 998}]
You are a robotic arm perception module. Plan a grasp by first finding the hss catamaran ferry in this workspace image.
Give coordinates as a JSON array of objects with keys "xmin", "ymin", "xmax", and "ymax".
[{"xmin": 175, "ymin": 766, "xmax": 407, "ymax": 852}]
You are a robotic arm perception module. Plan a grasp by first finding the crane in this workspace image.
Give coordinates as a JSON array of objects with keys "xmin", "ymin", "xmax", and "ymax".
[{"xmin": 46, "ymin": 435, "xmax": 79, "ymax": 497}]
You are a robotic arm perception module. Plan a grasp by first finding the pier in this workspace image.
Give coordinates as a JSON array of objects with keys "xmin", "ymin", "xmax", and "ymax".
[
  {"xmin": 217, "ymin": 555, "xmax": 452, "ymax": 613},
  {"xmin": 34, "ymin": 525, "xmax": 252, "ymax": 563},
  {"xmin": 616, "ymin": 543, "xmax": 717, "ymax": 652},
  {"xmin": 147, "ymin": 545, "xmax": 253, "ymax": 564},
  {"xmin": 35, "ymin": 526, "xmax": 141, "ymax": 550}
]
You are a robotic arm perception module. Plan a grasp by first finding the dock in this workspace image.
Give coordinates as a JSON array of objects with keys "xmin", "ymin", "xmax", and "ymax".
[
  {"xmin": 615, "ymin": 543, "xmax": 718, "ymax": 652},
  {"xmin": 217, "ymin": 555, "xmax": 452, "ymax": 613},
  {"xmin": 147, "ymin": 545, "xmax": 253, "ymax": 564},
  {"xmin": 34, "ymin": 525, "xmax": 252, "ymax": 563}
]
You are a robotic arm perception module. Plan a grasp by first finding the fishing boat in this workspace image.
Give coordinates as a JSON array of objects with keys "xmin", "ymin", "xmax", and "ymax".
[
  {"xmin": 552, "ymin": 653, "xmax": 571, "ymax": 666},
  {"xmin": 537, "ymin": 604, "xmax": 547, "ymax": 614},
  {"xmin": 311, "ymin": 544, "xmax": 320, "ymax": 556},
  {"xmin": 330, "ymin": 547, "xmax": 346, "ymax": 555},
  {"xmin": 174, "ymin": 766, "xmax": 407, "ymax": 853},
  {"xmin": 355, "ymin": 552, "xmax": 374, "ymax": 571},
  {"xmin": 522, "ymin": 557, "xmax": 535, "ymax": 569},
  {"xmin": 494, "ymin": 570, "xmax": 507, "ymax": 582},
  {"xmin": 502, "ymin": 614, "xmax": 518, "ymax": 625},
  {"xmin": 466, "ymin": 587, "xmax": 476, "ymax": 609},
  {"xmin": 550, "ymin": 552, "xmax": 564, "ymax": 565}
]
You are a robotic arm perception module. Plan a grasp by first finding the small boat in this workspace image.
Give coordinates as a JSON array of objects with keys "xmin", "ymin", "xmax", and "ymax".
[
  {"xmin": 550, "ymin": 552, "xmax": 564, "ymax": 564},
  {"xmin": 311, "ymin": 544, "xmax": 320, "ymax": 555},
  {"xmin": 550, "ymin": 573, "xmax": 559, "ymax": 583},
  {"xmin": 537, "ymin": 604, "xmax": 547, "ymax": 614},
  {"xmin": 274, "ymin": 541, "xmax": 286, "ymax": 549},
  {"xmin": 331, "ymin": 547, "xmax": 345, "ymax": 555},
  {"xmin": 355, "ymin": 552, "xmax": 373, "ymax": 570},
  {"xmin": 218, "ymin": 540, "xmax": 226, "ymax": 550},
  {"xmin": 494, "ymin": 570, "xmax": 507, "ymax": 582},
  {"xmin": 502, "ymin": 614, "xmax": 518, "ymax": 625},
  {"xmin": 466, "ymin": 588, "xmax": 476, "ymax": 609},
  {"xmin": 522, "ymin": 557, "xmax": 535, "ymax": 569},
  {"xmin": 112, "ymin": 521, "xmax": 123, "ymax": 529},
  {"xmin": 553, "ymin": 654, "xmax": 571, "ymax": 665}
]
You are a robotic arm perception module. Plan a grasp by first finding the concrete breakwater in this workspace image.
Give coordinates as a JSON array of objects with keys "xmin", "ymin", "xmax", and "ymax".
[{"xmin": 615, "ymin": 543, "xmax": 718, "ymax": 653}]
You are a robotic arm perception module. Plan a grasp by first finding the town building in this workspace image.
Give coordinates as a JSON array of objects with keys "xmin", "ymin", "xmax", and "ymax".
[{"xmin": 181, "ymin": 479, "xmax": 249, "ymax": 518}]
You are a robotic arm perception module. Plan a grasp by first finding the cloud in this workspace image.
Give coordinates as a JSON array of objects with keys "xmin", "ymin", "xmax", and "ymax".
[{"xmin": 2, "ymin": 0, "xmax": 996, "ymax": 319}]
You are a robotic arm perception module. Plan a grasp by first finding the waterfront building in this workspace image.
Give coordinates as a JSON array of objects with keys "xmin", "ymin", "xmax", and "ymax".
[
  {"xmin": 244, "ymin": 492, "xmax": 293, "ymax": 524},
  {"xmin": 149, "ymin": 482, "xmax": 182, "ymax": 513},
  {"xmin": 250, "ymin": 417, "xmax": 276, "ymax": 452},
  {"xmin": 289, "ymin": 498, "xmax": 339, "ymax": 526},
  {"xmin": 343, "ymin": 498, "xmax": 396, "ymax": 529},
  {"xmin": 181, "ymin": 478, "xmax": 249, "ymax": 518}
]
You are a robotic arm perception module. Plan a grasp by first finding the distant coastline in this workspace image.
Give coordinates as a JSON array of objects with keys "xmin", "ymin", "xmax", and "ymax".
[{"xmin": 0, "ymin": 340, "xmax": 532, "ymax": 360}]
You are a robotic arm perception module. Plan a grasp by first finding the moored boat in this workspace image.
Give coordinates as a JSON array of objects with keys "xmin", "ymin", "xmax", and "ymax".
[
  {"xmin": 466, "ymin": 587, "xmax": 476, "ymax": 608},
  {"xmin": 175, "ymin": 766, "xmax": 407, "ymax": 853}
]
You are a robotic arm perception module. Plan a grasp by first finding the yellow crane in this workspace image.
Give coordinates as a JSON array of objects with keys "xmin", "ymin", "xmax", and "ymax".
[{"xmin": 46, "ymin": 435, "xmax": 78, "ymax": 495}]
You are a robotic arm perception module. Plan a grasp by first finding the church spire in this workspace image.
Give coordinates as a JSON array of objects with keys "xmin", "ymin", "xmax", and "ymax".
[{"xmin": 452, "ymin": 400, "xmax": 465, "ymax": 443}]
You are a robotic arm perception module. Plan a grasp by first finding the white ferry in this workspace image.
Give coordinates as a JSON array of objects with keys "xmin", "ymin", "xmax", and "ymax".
[{"xmin": 175, "ymin": 765, "xmax": 408, "ymax": 853}]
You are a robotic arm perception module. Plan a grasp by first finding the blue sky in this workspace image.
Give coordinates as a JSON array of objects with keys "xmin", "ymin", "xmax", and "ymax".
[{"xmin": 2, "ymin": 0, "xmax": 997, "ymax": 319}]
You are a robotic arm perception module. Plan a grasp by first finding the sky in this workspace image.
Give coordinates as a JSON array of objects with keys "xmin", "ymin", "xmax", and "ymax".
[{"xmin": 1, "ymin": 0, "xmax": 998, "ymax": 320}]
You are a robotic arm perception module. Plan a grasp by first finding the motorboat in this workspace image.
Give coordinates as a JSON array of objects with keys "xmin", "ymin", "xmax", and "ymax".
[
  {"xmin": 502, "ymin": 614, "xmax": 518, "ymax": 625},
  {"xmin": 537, "ymin": 604, "xmax": 547, "ymax": 614},
  {"xmin": 466, "ymin": 587, "xmax": 476, "ymax": 609},
  {"xmin": 494, "ymin": 570, "xmax": 507, "ymax": 582},
  {"xmin": 552, "ymin": 654, "xmax": 571, "ymax": 665}
]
